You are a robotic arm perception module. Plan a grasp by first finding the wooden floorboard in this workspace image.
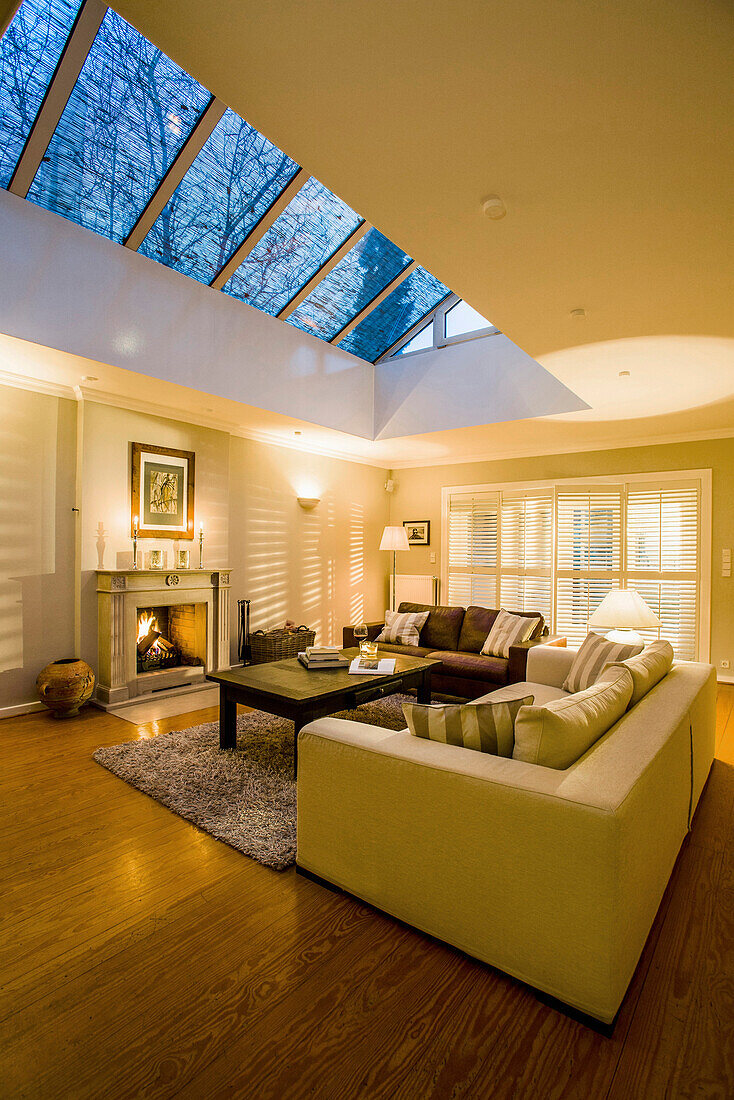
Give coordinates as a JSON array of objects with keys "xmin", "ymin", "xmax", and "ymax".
[{"xmin": 1, "ymin": 693, "xmax": 733, "ymax": 1098}]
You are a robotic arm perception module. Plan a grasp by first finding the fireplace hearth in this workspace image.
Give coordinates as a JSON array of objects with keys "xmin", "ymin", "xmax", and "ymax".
[{"xmin": 95, "ymin": 568, "xmax": 231, "ymax": 708}]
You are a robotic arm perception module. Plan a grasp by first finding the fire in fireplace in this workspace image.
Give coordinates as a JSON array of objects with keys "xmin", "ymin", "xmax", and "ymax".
[
  {"xmin": 136, "ymin": 609, "xmax": 181, "ymax": 673},
  {"xmin": 136, "ymin": 604, "xmax": 207, "ymax": 675}
]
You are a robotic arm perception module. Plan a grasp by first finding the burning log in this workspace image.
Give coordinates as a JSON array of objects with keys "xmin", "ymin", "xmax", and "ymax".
[{"xmin": 137, "ymin": 629, "xmax": 161, "ymax": 656}]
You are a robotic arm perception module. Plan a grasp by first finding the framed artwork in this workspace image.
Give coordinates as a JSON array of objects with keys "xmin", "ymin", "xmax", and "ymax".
[
  {"xmin": 403, "ymin": 520, "xmax": 430, "ymax": 546},
  {"xmin": 131, "ymin": 443, "xmax": 195, "ymax": 539}
]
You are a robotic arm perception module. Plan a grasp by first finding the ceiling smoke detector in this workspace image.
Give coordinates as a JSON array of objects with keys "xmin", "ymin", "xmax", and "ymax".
[
  {"xmin": 482, "ymin": 195, "xmax": 506, "ymax": 220},
  {"xmin": 570, "ymin": 308, "xmax": 587, "ymax": 320}
]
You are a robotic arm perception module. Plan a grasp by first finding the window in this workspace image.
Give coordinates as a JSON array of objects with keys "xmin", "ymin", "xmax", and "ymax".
[
  {"xmin": 139, "ymin": 108, "xmax": 299, "ymax": 284},
  {"xmin": 395, "ymin": 321, "xmax": 433, "ymax": 356},
  {"xmin": 223, "ymin": 177, "xmax": 362, "ymax": 316},
  {"xmin": 26, "ymin": 9, "xmax": 211, "ymax": 242},
  {"xmin": 442, "ymin": 474, "xmax": 708, "ymax": 659},
  {"xmin": 444, "ymin": 299, "xmax": 493, "ymax": 339},
  {"xmin": 287, "ymin": 228, "xmax": 412, "ymax": 340},
  {"xmin": 0, "ymin": 0, "xmax": 82, "ymax": 188},
  {"xmin": 338, "ymin": 267, "xmax": 450, "ymax": 362}
]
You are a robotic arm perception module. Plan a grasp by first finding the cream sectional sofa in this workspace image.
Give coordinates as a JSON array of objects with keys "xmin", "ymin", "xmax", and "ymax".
[{"xmin": 296, "ymin": 645, "xmax": 716, "ymax": 1024}]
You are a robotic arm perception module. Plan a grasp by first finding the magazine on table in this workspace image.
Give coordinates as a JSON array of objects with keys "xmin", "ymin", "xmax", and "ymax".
[{"xmin": 349, "ymin": 656, "xmax": 396, "ymax": 675}]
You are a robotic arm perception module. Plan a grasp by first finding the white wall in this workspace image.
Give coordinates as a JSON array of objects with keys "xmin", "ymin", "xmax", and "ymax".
[{"xmin": 0, "ymin": 191, "xmax": 375, "ymax": 440}]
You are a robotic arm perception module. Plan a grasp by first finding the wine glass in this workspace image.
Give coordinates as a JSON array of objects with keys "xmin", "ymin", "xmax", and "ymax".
[{"xmin": 353, "ymin": 622, "xmax": 369, "ymax": 656}]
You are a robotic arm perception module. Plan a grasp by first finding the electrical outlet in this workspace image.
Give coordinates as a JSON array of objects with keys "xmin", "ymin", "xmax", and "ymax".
[{"xmin": 721, "ymin": 659, "xmax": 730, "ymax": 670}]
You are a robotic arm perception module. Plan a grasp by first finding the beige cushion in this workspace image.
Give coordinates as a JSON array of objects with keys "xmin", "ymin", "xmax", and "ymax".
[
  {"xmin": 563, "ymin": 632, "xmax": 643, "ymax": 693},
  {"xmin": 513, "ymin": 667, "xmax": 634, "ymax": 769},
  {"xmin": 403, "ymin": 697, "xmax": 533, "ymax": 757},
  {"xmin": 376, "ymin": 609, "xmax": 429, "ymax": 646},
  {"xmin": 481, "ymin": 609, "xmax": 542, "ymax": 658},
  {"xmin": 601, "ymin": 639, "xmax": 674, "ymax": 707}
]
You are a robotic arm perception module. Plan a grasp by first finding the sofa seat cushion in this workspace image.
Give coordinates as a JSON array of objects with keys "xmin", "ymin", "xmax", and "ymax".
[
  {"xmin": 513, "ymin": 666, "xmax": 634, "ymax": 769},
  {"xmin": 475, "ymin": 680, "xmax": 569, "ymax": 708},
  {"xmin": 398, "ymin": 601, "xmax": 465, "ymax": 651},
  {"xmin": 376, "ymin": 642, "xmax": 435, "ymax": 657},
  {"xmin": 403, "ymin": 696, "xmax": 534, "ymax": 757},
  {"xmin": 427, "ymin": 649, "xmax": 509, "ymax": 685}
]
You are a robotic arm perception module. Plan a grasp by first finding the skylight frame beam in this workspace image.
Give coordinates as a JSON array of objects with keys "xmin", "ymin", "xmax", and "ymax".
[
  {"xmin": 7, "ymin": 0, "xmax": 106, "ymax": 198},
  {"xmin": 1, "ymin": 1, "xmax": 22, "ymax": 38},
  {"xmin": 276, "ymin": 220, "xmax": 371, "ymax": 320},
  {"xmin": 124, "ymin": 95, "xmax": 227, "ymax": 252},
  {"xmin": 209, "ymin": 169, "xmax": 307, "ymax": 290},
  {"xmin": 328, "ymin": 259, "xmax": 418, "ymax": 344},
  {"xmin": 375, "ymin": 290, "xmax": 456, "ymax": 362}
]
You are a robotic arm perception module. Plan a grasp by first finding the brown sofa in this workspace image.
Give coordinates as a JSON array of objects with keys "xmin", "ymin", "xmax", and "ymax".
[{"xmin": 343, "ymin": 602, "xmax": 547, "ymax": 699}]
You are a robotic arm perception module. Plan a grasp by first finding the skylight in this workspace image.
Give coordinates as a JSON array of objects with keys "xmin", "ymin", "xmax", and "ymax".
[
  {"xmin": 445, "ymin": 299, "xmax": 493, "ymax": 339},
  {"xmin": 139, "ymin": 108, "xmax": 299, "ymax": 284},
  {"xmin": 0, "ymin": 0, "xmax": 484, "ymax": 365},
  {"xmin": 0, "ymin": 0, "xmax": 82, "ymax": 187},
  {"xmin": 223, "ymin": 177, "xmax": 362, "ymax": 316},
  {"xmin": 287, "ymin": 229, "xmax": 412, "ymax": 340},
  {"xmin": 26, "ymin": 9, "xmax": 210, "ymax": 242},
  {"xmin": 338, "ymin": 268, "xmax": 451, "ymax": 362},
  {"xmin": 395, "ymin": 320, "xmax": 434, "ymax": 356}
]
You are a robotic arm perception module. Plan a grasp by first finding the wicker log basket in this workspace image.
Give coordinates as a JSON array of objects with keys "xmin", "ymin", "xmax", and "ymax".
[{"xmin": 249, "ymin": 625, "xmax": 316, "ymax": 664}]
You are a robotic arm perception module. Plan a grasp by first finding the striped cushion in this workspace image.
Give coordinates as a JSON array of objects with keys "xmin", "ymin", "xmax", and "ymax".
[
  {"xmin": 376, "ymin": 609, "xmax": 430, "ymax": 647},
  {"xmin": 403, "ymin": 696, "xmax": 533, "ymax": 757},
  {"xmin": 600, "ymin": 639, "xmax": 674, "ymax": 708},
  {"xmin": 563, "ymin": 632, "xmax": 644, "ymax": 694},
  {"xmin": 481, "ymin": 609, "xmax": 542, "ymax": 659}
]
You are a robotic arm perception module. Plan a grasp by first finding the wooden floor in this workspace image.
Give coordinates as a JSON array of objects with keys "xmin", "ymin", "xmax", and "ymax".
[{"xmin": 1, "ymin": 689, "xmax": 733, "ymax": 1099}]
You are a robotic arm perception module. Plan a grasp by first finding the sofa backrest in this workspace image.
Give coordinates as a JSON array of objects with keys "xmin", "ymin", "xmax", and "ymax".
[
  {"xmin": 458, "ymin": 606, "xmax": 545, "ymax": 653},
  {"xmin": 398, "ymin": 601, "xmax": 465, "ymax": 651}
]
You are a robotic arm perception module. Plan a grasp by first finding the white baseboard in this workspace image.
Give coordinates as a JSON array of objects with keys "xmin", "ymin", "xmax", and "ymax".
[
  {"xmin": 717, "ymin": 673, "xmax": 734, "ymax": 685},
  {"xmin": 0, "ymin": 700, "xmax": 45, "ymax": 720}
]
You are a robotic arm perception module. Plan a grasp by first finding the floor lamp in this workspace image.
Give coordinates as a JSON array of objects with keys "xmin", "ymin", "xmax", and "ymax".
[{"xmin": 380, "ymin": 525, "xmax": 410, "ymax": 611}]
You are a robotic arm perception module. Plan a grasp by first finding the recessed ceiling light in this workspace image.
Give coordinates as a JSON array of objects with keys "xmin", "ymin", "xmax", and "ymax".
[
  {"xmin": 570, "ymin": 309, "xmax": 586, "ymax": 320},
  {"xmin": 481, "ymin": 195, "xmax": 506, "ymax": 220},
  {"xmin": 619, "ymin": 370, "xmax": 631, "ymax": 377},
  {"xmin": 82, "ymin": 375, "xmax": 98, "ymax": 382},
  {"xmin": 294, "ymin": 430, "xmax": 302, "ymax": 436}
]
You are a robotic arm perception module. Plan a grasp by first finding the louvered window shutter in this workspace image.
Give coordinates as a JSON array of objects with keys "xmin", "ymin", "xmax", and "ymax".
[
  {"xmin": 500, "ymin": 491, "xmax": 553, "ymax": 622},
  {"xmin": 555, "ymin": 488, "xmax": 623, "ymax": 647},
  {"xmin": 446, "ymin": 492, "xmax": 499, "ymax": 608}
]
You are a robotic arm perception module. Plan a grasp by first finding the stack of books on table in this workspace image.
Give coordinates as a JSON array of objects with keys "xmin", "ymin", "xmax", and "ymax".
[{"xmin": 298, "ymin": 646, "xmax": 349, "ymax": 670}]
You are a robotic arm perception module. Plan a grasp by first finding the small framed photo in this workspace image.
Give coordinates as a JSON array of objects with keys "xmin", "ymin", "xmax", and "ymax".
[
  {"xmin": 403, "ymin": 520, "xmax": 430, "ymax": 546},
  {"xmin": 131, "ymin": 443, "xmax": 195, "ymax": 539}
]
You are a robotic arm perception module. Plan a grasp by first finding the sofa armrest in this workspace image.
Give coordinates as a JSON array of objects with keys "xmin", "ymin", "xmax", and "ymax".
[
  {"xmin": 525, "ymin": 644, "xmax": 576, "ymax": 688},
  {"xmin": 342, "ymin": 621, "xmax": 384, "ymax": 648},
  {"xmin": 508, "ymin": 638, "xmax": 549, "ymax": 683}
]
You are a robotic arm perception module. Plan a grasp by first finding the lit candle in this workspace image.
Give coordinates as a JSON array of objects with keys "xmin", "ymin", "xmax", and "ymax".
[{"xmin": 133, "ymin": 515, "xmax": 138, "ymax": 534}]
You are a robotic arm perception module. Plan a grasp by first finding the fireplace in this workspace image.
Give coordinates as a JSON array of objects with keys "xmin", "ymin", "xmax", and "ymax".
[{"xmin": 95, "ymin": 568, "xmax": 230, "ymax": 708}]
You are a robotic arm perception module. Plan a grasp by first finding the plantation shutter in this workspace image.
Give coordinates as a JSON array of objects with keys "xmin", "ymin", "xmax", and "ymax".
[
  {"xmin": 500, "ymin": 491, "xmax": 553, "ymax": 622},
  {"xmin": 446, "ymin": 491, "xmax": 499, "ymax": 608},
  {"xmin": 625, "ymin": 482, "xmax": 700, "ymax": 659},
  {"xmin": 555, "ymin": 487, "xmax": 623, "ymax": 647}
]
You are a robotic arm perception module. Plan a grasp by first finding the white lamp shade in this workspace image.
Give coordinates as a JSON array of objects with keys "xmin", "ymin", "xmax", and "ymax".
[
  {"xmin": 588, "ymin": 588, "xmax": 661, "ymax": 631},
  {"xmin": 379, "ymin": 525, "xmax": 410, "ymax": 552}
]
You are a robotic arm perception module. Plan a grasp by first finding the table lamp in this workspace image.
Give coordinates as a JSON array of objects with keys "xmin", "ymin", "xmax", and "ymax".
[
  {"xmin": 588, "ymin": 588, "xmax": 661, "ymax": 646},
  {"xmin": 379, "ymin": 525, "xmax": 410, "ymax": 610}
]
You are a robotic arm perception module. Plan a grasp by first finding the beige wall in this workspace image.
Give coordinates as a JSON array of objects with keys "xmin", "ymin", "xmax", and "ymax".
[
  {"xmin": 388, "ymin": 438, "xmax": 734, "ymax": 672},
  {"xmin": 0, "ymin": 384, "xmax": 389, "ymax": 711},
  {"xmin": 0, "ymin": 386, "xmax": 76, "ymax": 708},
  {"xmin": 228, "ymin": 436, "xmax": 388, "ymax": 650}
]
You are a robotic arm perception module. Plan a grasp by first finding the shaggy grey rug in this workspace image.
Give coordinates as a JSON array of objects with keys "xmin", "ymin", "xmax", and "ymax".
[{"xmin": 93, "ymin": 694, "xmax": 410, "ymax": 870}]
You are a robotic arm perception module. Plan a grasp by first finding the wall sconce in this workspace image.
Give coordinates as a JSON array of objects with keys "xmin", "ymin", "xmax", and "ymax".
[{"xmin": 297, "ymin": 497, "xmax": 320, "ymax": 510}]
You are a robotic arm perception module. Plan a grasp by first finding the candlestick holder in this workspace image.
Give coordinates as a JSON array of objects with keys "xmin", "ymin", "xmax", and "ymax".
[
  {"xmin": 199, "ymin": 528, "xmax": 204, "ymax": 569},
  {"xmin": 132, "ymin": 529, "xmax": 138, "ymax": 569}
]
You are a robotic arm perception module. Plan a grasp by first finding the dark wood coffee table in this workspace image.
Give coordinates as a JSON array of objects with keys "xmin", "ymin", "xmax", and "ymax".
[{"xmin": 207, "ymin": 648, "xmax": 440, "ymax": 774}]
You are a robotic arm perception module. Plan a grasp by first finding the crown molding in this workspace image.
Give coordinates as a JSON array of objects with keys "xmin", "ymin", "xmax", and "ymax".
[{"xmin": 386, "ymin": 425, "xmax": 734, "ymax": 469}]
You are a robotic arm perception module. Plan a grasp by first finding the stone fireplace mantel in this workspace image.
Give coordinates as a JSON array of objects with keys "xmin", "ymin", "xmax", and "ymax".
[{"xmin": 95, "ymin": 568, "xmax": 231, "ymax": 708}]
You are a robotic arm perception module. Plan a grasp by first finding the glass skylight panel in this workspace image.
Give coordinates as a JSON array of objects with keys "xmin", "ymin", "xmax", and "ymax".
[
  {"xmin": 0, "ymin": 0, "xmax": 82, "ymax": 187},
  {"xmin": 287, "ymin": 228, "xmax": 412, "ymax": 340},
  {"xmin": 139, "ymin": 108, "xmax": 299, "ymax": 284},
  {"xmin": 26, "ymin": 9, "xmax": 210, "ymax": 242},
  {"xmin": 339, "ymin": 267, "xmax": 450, "ymax": 362},
  {"xmin": 223, "ymin": 176, "xmax": 362, "ymax": 316},
  {"xmin": 395, "ymin": 320, "xmax": 434, "ymax": 355},
  {"xmin": 445, "ymin": 299, "xmax": 493, "ymax": 338}
]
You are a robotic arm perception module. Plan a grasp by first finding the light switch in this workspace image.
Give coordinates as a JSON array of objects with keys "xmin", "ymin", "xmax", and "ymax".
[
  {"xmin": 430, "ymin": 552, "xmax": 436, "ymax": 564},
  {"xmin": 723, "ymin": 548, "xmax": 731, "ymax": 578}
]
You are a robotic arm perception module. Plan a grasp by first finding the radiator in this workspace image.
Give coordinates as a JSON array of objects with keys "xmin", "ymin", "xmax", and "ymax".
[{"xmin": 390, "ymin": 574, "xmax": 439, "ymax": 607}]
